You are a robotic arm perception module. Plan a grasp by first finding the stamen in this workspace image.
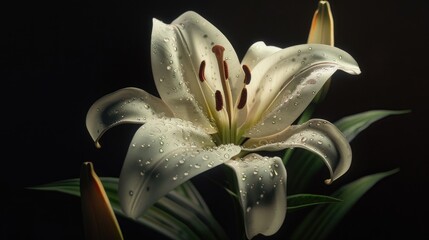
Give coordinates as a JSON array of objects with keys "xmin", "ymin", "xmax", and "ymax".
[
  {"xmin": 242, "ymin": 64, "xmax": 251, "ymax": 85},
  {"xmin": 215, "ymin": 90, "xmax": 223, "ymax": 111},
  {"xmin": 237, "ymin": 87, "xmax": 247, "ymax": 109},
  {"xmin": 223, "ymin": 60, "xmax": 229, "ymax": 80},
  {"xmin": 199, "ymin": 61, "xmax": 206, "ymax": 82}
]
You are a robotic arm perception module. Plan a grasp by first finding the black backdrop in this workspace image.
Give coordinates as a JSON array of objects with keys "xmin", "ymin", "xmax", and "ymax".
[{"xmin": 2, "ymin": 0, "xmax": 428, "ymax": 239}]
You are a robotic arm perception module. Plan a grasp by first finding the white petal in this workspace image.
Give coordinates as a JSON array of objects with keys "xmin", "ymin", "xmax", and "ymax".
[
  {"xmin": 242, "ymin": 41, "xmax": 281, "ymax": 70},
  {"xmin": 242, "ymin": 44, "xmax": 360, "ymax": 138},
  {"xmin": 243, "ymin": 119, "xmax": 351, "ymax": 183},
  {"xmin": 118, "ymin": 117, "xmax": 241, "ymax": 219},
  {"xmin": 151, "ymin": 11, "xmax": 245, "ymax": 132},
  {"xmin": 85, "ymin": 87, "xmax": 173, "ymax": 146},
  {"xmin": 225, "ymin": 154, "xmax": 287, "ymax": 239}
]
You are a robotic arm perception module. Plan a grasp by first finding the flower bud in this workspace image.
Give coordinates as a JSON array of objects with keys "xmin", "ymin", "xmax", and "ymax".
[
  {"xmin": 308, "ymin": 0, "xmax": 335, "ymax": 103},
  {"xmin": 80, "ymin": 162, "xmax": 124, "ymax": 240}
]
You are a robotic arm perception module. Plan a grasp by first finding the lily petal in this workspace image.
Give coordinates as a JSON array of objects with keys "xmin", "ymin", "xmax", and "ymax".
[
  {"xmin": 86, "ymin": 87, "xmax": 173, "ymax": 147},
  {"xmin": 243, "ymin": 44, "xmax": 360, "ymax": 138},
  {"xmin": 225, "ymin": 154, "xmax": 287, "ymax": 239},
  {"xmin": 243, "ymin": 119, "xmax": 351, "ymax": 183},
  {"xmin": 242, "ymin": 41, "xmax": 281, "ymax": 70},
  {"xmin": 118, "ymin": 117, "xmax": 241, "ymax": 219},
  {"xmin": 151, "ymin": 11, "xmax": 245, "ymax": 132}
]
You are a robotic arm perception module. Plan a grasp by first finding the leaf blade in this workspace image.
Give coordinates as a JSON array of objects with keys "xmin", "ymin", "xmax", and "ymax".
[
  {"xmin": 30, "ymin": 178, "xmax": 228, "ymax": 240},
  {"xmin": 290, "ymin": 168, "xmax": 399, "ymax": 240}
]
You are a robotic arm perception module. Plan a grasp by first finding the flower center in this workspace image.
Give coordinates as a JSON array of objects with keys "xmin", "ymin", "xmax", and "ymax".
[{"xmin": 198, "ymin": 45, "xmax": 252, "ymax": 145}]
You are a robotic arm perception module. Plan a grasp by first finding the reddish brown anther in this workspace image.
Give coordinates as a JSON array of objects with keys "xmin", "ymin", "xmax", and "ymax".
[
  {"xmin": 215, "ymin": 90, "xmax": 223, "ymax": 111},
  {"xmin": 237, "ymin": 87, "xmax": 247, "ymax": 109},
  {"xmin": 242, "ymin": 65, "xmax": 251, "ymax": 85},
  {"xmin": 199, "ymin": 61, "xmax": 206, "ymax": 82}
]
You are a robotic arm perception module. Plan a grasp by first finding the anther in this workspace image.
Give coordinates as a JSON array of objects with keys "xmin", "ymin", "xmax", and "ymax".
[
  {"xmin": 199, "ymin": 61, "xmax": 206, "ymax": 82},
  {"xmin": 215, "ymin": 90, "xmax": 223, "ymax": 111},
  {"xmin": 242, "ymin": 65, "xmax": 251, "ymax": 85},
  {"xmin": 237, "ymin": 87, "xmax": 247, "ymax": 109}
]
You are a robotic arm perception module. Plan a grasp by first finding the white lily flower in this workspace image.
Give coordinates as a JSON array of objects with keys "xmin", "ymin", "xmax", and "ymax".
[{"xmin": 86, "ymin": 11, "xmax": 360, "ymax": 239}]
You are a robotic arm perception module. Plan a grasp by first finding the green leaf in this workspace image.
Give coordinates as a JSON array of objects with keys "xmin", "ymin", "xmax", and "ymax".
[
  {"xmin": 30, "ymin": 178, "xmax": 228, "ymax": 240},
  {"xmin": 290, "ymin": 168, "xmax": 399, "ymax": 240},
  {"xmin": 287, "ymin": 194, "xmax": 341, "ymax": 212},
  {"xmin": 285, "ymin": 109, "xmax": 408, "ymax": 194},
  {"xmin": 335, "ymin": 109, "xmax": 410, "ymax": 142}
]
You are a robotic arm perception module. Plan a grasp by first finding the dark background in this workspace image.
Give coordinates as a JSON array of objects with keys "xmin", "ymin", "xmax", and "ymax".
[{"xmin": 2, "ymin": 0, "xmax": 428, "ymax": 239}]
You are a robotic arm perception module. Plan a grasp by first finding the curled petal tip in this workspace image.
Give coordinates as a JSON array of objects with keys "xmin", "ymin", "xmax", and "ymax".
[
  {"xmin": 324, "ymin": 178, "xmax": 333, "ymax": 185},
  {"xmin": 95, "ymin": 141, "xmax": 101, "ymax": 149}
]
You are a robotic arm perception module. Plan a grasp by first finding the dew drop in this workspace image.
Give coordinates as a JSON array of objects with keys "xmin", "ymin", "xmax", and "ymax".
[
  {"xmin": 159, "ymin": 148, "xmax": 164, "ymax": 153},
  {"xmin": 172, "ymin": 175, "xmax": 178, "ymax": 181},
  {"xmin": 129, "ymin": 191, "xmax": 134, "ymax": 196},
  {"xmin": 246, "ymin": 207, "xmax": 252, "ymax": 212},
  {"xmin": 224, "ymin": 153, "xmax": 230, "ymax": 159},
  {"xmin": 183, "ymin": 171, "xmax": 189, "ymax": 176},
  {"xmin": 317, "ymin": 140, "xmax": 323, "ymax": 145},
  {"xmin": 301, "ymin": 137, "xmax": 307, "ymax": 142}
]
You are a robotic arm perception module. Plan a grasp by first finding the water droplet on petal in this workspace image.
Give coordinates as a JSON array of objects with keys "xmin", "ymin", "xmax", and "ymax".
[{"xmin": 129, "ymin": 191, "xmax": 134, "ymax": 196}]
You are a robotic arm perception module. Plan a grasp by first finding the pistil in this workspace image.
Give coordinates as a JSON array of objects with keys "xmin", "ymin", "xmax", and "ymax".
[{"xmin": 212, "ymin": 45, "xmax": 234, "ymax": 126}]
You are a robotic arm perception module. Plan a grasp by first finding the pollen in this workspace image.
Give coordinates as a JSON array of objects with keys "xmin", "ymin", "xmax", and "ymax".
[
  {"xmin": 237, "ymin": 87, "xmax": 247, "ymax": 109},
  {"xmin": 242, "ymin": 64, "xmax": 251, "ymax": 85},
  {"xmin": 215, "ymin": 90, "xmax": 223, "ymax": 111},
  {"xmin": 199, "ymin": 60, "xmax": 206, "ymax": 82}
]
